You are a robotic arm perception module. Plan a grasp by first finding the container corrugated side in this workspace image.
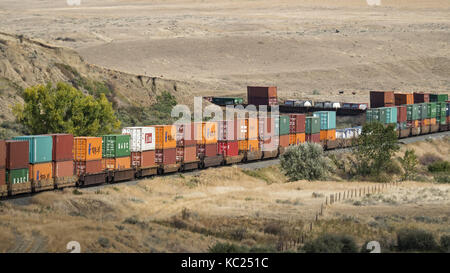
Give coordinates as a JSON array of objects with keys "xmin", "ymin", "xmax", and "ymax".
[
  {"xmin": 29, "ymin": 162, "xmax": 53, "ymax": 182},
  {"xmin": 5, "ymin": 141, "xmax": 29, "ymax": 170},
  {"xmin": 49, "ymin": 134, "xmax": 73, "ymax": 162},
  {"xmin": 6, "ymin": 168, "xmax": 29, "ymax": 184},
  {"xmin": 122, "ymin": 127, "xmax": 155, "ymax": 152},
  {"xmin": 0, "ymin": 140, "xmax": 5, "ymax": 168},
  {"xmin": 102, "ymin": 135, "xmax": 131, "ymax": 158},
  {"xmin": 313, "ymin": 111, "xmax": 336, "ymax": 130},
  {"xmin": 73, "ymin": 137, "xmax": 102, "ymax": 161},
  {"xmin": 279, "ymin": 116, "xmax": 290, "ymax": 135},
  {"xmin": 305, "ymin": 116, "xmax": 320, "ymax": 134}
]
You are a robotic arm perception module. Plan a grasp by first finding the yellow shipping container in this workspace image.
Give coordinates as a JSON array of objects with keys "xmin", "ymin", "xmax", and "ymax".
[
  {"xmin": 320, "ymin": 129, "xmax": 336, "ymax": 141},
  {"xmin": 102, "ymin": 156, "xmax": 131, "ymax": 170},
  {"xmin": 153, "ymin": 125, "xmax": 176, "ymax": 149},
  {"xmin": 73, "ymin": 137, "xmax": 102, "ymax": 161},
  {"xmin": 247, "ymin": 139, "xmax": 260, "ymax": 152},
  {"xmin": 29, "ymin": 162, "xmax": 53, "ymax": 182},
  {"xmin": 296, "ymin": 133, "xmax": 305, "ymax": 145}
]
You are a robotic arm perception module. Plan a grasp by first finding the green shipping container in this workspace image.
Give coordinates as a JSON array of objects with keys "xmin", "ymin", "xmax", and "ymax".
[
  {"xmin": 212, "ymin": 97, "xmax": 243, "ymax": 105},
  {"xmin": 313, "ymin": 111, "xmax": 336, "ymax": 130},
  {"xmin": 102, "ymin": 135, "xmax": 131, "ymax": 158},
  {"xmin": 418, "ymin": 103, "xmax": 428, "ymax": 120},
  {"xmin": 279, "ymin": 116, "xmax": 290, "ymax": 136},
  {"xmin": 305, "ymin": 116, "xmax": 320, "ymax": 134},
  {"xmin": 406, "ymin": 104, "xmax": 420, "ymax": 121},
  {"xmin": 13, "ymin": 135, "xmax": 52, "ymax": 164},
  {"xmin": 6, "ymin": 168, "xmax": 29, "ymax": 184},
  {"xmin": 427, "ymin": 102, "xmax": 437, "ymax": 118},
  {"xmin": 429, "ymin": 94, "xmax": 448, "ymax": 102},
  {"xmin": 436, "ymin": 102, "xmax": 447, "ymax": 125},
  {"xmin": 366, "ymin": 109, "xmax": 380, "ymax": 123},
  {"xmin": 380, "ymin": 107, "xmax": 397, "ymax": 124}
]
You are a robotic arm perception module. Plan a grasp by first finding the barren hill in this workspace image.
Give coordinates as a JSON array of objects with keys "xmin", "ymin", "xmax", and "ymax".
[{"xmin": 0, "ymin": 31, "xmax": 199, "ymax": 134}]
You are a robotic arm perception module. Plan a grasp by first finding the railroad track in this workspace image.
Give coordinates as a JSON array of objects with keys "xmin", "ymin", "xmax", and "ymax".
[{"xmin": 4, "ymin": 130, "xmax": 448, "ymax": 204}]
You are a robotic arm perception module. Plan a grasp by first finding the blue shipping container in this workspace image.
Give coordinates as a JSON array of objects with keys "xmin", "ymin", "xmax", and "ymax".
[
  {"xmin": 13, "ymin": 135, "xmax": 53, "ymax": 164},
  {"xmin": 313, "ymin": 111, "xmax": 336, "ymax": 130}
]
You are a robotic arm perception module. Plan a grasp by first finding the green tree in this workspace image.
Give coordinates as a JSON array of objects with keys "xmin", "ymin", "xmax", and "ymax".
[
  {"xmin": 13, "ymin": 82, "xmax": 120, "ymax": 136},
  {"xmin": 398, "ymin": 149, "xmax": 419, "ymax": 181},
  {"xmin": 280, "ymin": 142, "xmax": 333, "ymax": 181},
  {"xmin": 354, "ymin": 122, "xmax": 399, "ymax": 177}
]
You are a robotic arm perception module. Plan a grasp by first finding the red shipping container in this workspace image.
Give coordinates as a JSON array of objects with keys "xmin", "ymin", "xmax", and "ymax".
[
  {"xmin": 248, "ymin": 86, "xmax": 277, "ymax": 98},
  {"xmin": 48, "ymin": 134, "xmax": 74, "ymax": 161},
  {"xmin": 397, "ymin": 105, "xmax": 407, "ymax": 122},
  {"xmin": 289, "ymin": 114, "xmax": 306, "ymax": 133},
  {"xmin": 131, "ymin": 150, "xmax": 155, "ymax": 168},
  {"xmin": 0, "ymin": 168, "xmax": 5, "ymax": 186},
  {"xmin": 53, "ymin": 160, "xmax": 74, "ymax": 178},
  {"xmin": 155, "ymin": 148, "xmax": 177, "ymax": 165},
  {"xmin": 279, "ymin": 135, "xmax": 290, "ymax": 147},
  {"xmin": 197, "ymin": 143, "xmax": 218, "ymax": 158},
  {"xmin": 5, "ymin": 140, "xmax": 29, "ymax": 170},
  {"xmin": 74, "ymin": 160, "xmax": 103, "ymax": 176},
  {"xmin": 176, "ymin": 146, "xmax": 197, "ymax": 162},
  {"xmin": 306, "ymin": 133, "xmax": 321, "ymax": 143},
  {"xmin": 0, "ymin": 140, "xmax": 5, "ymax": 168},
  {"xmin": 218, "ymin": 141, "xmax": 239, "ymax": 157},
  {"xmin": 176, "ymin": 123, "xmax": 197, "ymax": 147},
  {"xmin": 413, "ymin": 92, "xmax": 430, "ymax": 103}
]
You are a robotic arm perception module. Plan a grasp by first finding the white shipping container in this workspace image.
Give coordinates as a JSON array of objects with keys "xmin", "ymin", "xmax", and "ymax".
[{"xmin": 122, "ymin": 127, "xmax": 156, "ymax": 152}]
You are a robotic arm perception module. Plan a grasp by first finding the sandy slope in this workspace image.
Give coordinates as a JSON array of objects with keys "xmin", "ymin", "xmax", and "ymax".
[{"xmin": 1, "ymin": 0, "xmax": 449, "ymax": 103}]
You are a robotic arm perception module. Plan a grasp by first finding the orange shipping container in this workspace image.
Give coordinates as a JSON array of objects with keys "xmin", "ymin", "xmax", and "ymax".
[
  {"xmin": 247, "ymin": 139, "xmax": 260, "ymax": 152},
  {"xmin": 103, "ymin": 157, "xmax": 131, "ymax": 170},
  {"xmin": 73, "ymin": 137, "xmax": 102, "ymax": 161},
  {"xmin": 430, "ymin": 118, "xmax": 437, "ymax": 125},
  {"xmin": 246, "ymin": 118, "xmax": 259, "ymax": 139},
  {"xmin": 238, "ymin": 140, "xmax": 248, "ymax": 151},
  {"xmin": 296, "ymin": 133, "xmax": 306, "ymax": 145},
  {"xmin": 289, "ymin": 134, "xmax": 296, "ymax": 145},
  {"xmin": 320, "ymin": 129, "xmax": 336, "ymax": 141},
  {"xmin": 29, "ymin": 162, "xmax": 52, "ymax": 182},
  {"xmin": 154, "ymin": 125, "xmax": 176, "ymax": 149},
  {"xmin": 202, "ymin": 122, "xmax": 218, "ymax": 144},
  {"xmin": 423, "ymin": 119, "xmax": 431, "ymax": 126}
]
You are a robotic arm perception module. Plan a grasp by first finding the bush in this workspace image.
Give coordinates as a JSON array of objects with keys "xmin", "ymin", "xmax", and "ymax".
[
  {"xmin": 434, "ymin": 173, "xmax": 450, "ymax": 183},
  {"xmin": 419, "ymin": 153, "xmax": 443, "ymax": 166},
  {"xmin": 440, "ymin": 235, "xmax": 450, "ymax": 253},
  {"xmin": 428, "ymin": 161, "xmax": 450, "ymax": 173},
  {"xmin": 208, "ymin": 242, "xmax": 249, "ymax": 253},
  {"xmin": 354, "ymin": 122, "xmax": 399, "ymax": 177},
  {"xmin": 398, "ymin": 149, "xmax": 419, "ymax": 181},
  {"xmin": 397, "ymin": 229, "xmax": 439, "ymax": 252},
  {"xmin": 301, "ymin": 234, "xmax": 358, "ymax": 253},
  {"xmin": 280, "ymin": 143, "xmax": 333, "ymax": 181}
]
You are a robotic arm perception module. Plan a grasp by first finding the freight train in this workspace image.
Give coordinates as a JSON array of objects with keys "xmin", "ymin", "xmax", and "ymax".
[{"xmin": 0, "ymin": 94, "xmax": 449, "ymax": 198}]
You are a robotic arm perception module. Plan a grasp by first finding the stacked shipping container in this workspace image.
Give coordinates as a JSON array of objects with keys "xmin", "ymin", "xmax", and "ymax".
[
  {"xmin": 218, "ymin": 120, "xmax": 239, "ymax": 157},
  {"xmin": 278, "ymin": 116, "xmax": 290, "ymax": 147},
  {"xmin": 370, "ymin": 91, "xmax": 395, "ymax": 108},
  {"xmin": 14, "ymin": 135, "xmax": 54, "ymax": 192},
  {"xmin": 305, "ymin": 116, "xmax": 321, "ymax": 143},
  {"xmin": 413, "ymin": 92, "xmax": 429, "ymax": 103},
  {"xmin": 123, "ymin": 127, "xmax": 156, "ymax": 168},
  {"xmin": 247, "ymin": 86, "xmax": 277, "ymax": 106},
  {"xmin": 73, "ymin": 137, "xmax": 103, "ymax": 176},
  {"xmin": 394, "ymin": 93, "xmax": 414, "ymax": 106},
  {"xmin": 175, "ymin": 123, "xmax": 198, "ymax": 163},
  {"xmin": 313, "ymin": 111, "xmax": 336, "ymax": 141},
  {"xmin": 152, "ymin": 125, "xmax": 177, "ymax": 165},
  {"xmin": 197, "ymin": 122, "xmax": 219, "ymax": 158},
  {"xmin": 258, "ymin": 116, "xmax": 279, "ymax": 152},
  {"xmin": 102, "ymin": 135, "xmax": 131, "ymax": 170},
  {"xmin": 49, "ymin": 134, "xmax": 76, "ymax": 188},
  {"xmin": 289, "ymin": 114, "xmax": 306, "ymax": 145}
]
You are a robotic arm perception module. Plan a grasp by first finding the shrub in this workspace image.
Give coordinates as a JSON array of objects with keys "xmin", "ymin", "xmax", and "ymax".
[
  {"xmin": 263, "ymin": 223, "xmax": 286, "ymax": 236},
  {"xmin": 398, "ymin": 149, "xmax": 419, "ymax": 181},
  {"xmin": 419, "ymin": 153, "xmax": 442, "ymax": 166},
  {"xmin": 208, "ymin": 242, "xmax": 249, "ymax": 253},
  {"xmin": 440, "ymin": 235, "xmax": 450, "ymax": 253},
  {"xmin": 280, "ymin": 143, "xmax": 333, "ymax": 181},
  {"xmin": 397, "ymin": 229, "xmax": 439, "ymax": 252},
  {"xmin": 354, "ymin": 122, "xmax": 399, "ymax": 177},
  {"xmin": 428, "ymin": 161, "xmax": 450, "ymax": 173},
  {"xmin": 434, "ymin": 173, "xmax": 450, "ymax": 183},
  {"xmin": 301, "ymin": 234, "xmax": 358, "ymax": 253}
]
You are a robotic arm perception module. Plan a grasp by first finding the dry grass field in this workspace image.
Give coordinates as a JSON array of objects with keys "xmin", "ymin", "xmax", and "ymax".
[{"xmin": 0, "ymin": 138, "xmax": 448, "ymax": 253}]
